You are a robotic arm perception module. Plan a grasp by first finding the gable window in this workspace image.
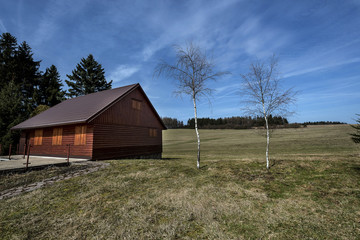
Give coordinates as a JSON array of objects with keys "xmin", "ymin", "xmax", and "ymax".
[
  {"xmin": 52, "ymin": 128, "xmax": 63, "ymax": 145},
  {"xmin": 132, "ymin": 99, "xmax": 142, "ymax": 110},
  {"xmin": 74, "ymin": 125, "xmax": 87, "ymax": 145},
  {"xmin": 149, "ymin": 128, "xmax": 157, "ymax": 137},
  {"xmin": 34, "ymin": 129, "xmax": 43, "ymax": 145}
]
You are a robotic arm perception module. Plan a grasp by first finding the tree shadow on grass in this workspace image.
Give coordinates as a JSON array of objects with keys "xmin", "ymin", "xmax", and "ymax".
[
  {"xmin": 160, "ymin": 157, "xmax": 181, "ymax": 161},
  {"xmin": 199, "ymin": 165, "xmax": 208, "ymax": 170},
  {"xmin": 351, "ymin": 165, "xmax": 360, "ymax": 173}
]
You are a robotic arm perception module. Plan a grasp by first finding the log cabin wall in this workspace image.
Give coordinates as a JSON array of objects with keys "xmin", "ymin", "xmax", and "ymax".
[
  {"xmin": 19, "ymin": 132, "xmax": 27, "ymax": 156},
  {"xmin": 20, "ymin": 124, "xmax": 94, "ymax": 158},
  {"xmin": 91, "ymin": 88, "xmax": 163, "ymax": 159}
]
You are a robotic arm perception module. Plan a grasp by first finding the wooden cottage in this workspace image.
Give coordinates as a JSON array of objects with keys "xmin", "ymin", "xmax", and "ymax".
[{"xmin": 11, "ymin": 83, "xmax": 166, "ymax": 160}]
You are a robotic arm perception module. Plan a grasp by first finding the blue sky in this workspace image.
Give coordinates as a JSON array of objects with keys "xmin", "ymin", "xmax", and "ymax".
[{"xmin": 1, "ymin": 0, "xmax": 359, "ymax": 123}]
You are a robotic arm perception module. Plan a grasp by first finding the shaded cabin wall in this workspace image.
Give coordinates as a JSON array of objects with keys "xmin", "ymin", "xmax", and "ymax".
[
  {"xmin": 91, "ymin": 88, "xmax": 164, "ymax": 159},
  {"xmin": 19, "ymin": 124, "xmax": 93, "ymax": 158},
  {"xmin": 19, "ymin": 132, "xmax": 27, "ymax": 155}
]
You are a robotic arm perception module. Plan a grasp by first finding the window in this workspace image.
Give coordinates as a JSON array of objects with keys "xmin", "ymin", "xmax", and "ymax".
[
  {"xmin": 34, "ymin": 129, "xmax": 43, "ymax": 145},
  {"xmin": 149, "ymin": 128, "xmax": 157, "ymax": 137},
  {"xmin": 52, "ymin": 128, "xmax": 63, "ymax": 145},
  {"xmin": 74, "ymin": 125, "xmax": 87, "ymax": 145},
  {"xmin": 132, "ymin": 99, "xmax": 141, "ymax": 110}
]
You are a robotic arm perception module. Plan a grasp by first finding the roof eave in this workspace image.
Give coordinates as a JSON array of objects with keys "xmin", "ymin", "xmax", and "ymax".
[
  {"xmin": 136, "ymin": 85, "xmax": 167, "ymax": 130},
  {"xmin": 11, "ymin": 119, "xmax": 88, "ymax": 130}
]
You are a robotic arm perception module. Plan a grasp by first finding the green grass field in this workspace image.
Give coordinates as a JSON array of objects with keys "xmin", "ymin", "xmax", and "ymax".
[{"xmin": 1, "ymin": 125, "xmax": 359, "ymax": 239}]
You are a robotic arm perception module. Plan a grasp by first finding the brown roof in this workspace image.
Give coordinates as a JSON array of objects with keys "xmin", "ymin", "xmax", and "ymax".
[{"xmin": 12, "ymin": 83, "xmax": 166, "ymax": 130}]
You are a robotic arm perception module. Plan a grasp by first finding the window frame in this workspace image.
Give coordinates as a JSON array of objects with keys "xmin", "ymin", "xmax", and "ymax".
[
  {"xmin": 52, "ymin": 127, "xmax": 63, "ymax": 146},
  {"xmin": 149, "ymin": 128, "xmax": 158, "ymax": 137},
  {"xmin": 34, "ymin": 129, "xmax": 43, "ymax": 145},
  {"xmin": 131, "ymin": 99, "xmax": 142, "ymax": 110},
  {"xmin": 74, "ymin": 125, "xmax": 87, "ymax": 145}
]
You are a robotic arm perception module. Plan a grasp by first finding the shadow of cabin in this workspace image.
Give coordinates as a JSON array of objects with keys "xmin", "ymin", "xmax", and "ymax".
[{"xmin": 11, "ymin": 83, "xmax": 166, "ymax": 160}]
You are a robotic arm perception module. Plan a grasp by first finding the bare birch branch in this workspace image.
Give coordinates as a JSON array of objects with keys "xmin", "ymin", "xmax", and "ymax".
[
  {"xmin": 240, "ymin": 55, "xmax": 297, "ymax": 169},
  {"xmin": 154, "ymin": 42, "xmax": 230, "ymax": 169}
]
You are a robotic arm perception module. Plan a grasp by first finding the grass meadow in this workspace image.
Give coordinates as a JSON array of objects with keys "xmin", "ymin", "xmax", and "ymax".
[{"xmin": 0, "ymin": 125, "xmax": 359, "ymax": 239}]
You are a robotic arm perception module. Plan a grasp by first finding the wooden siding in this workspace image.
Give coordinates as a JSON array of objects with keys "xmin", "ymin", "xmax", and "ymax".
[
  {"xmin": 91, "ymin": 88, "xmax": 164, "ymax": 160},
  {"xmin": 16, "ymin": 86, "xmax": 164, "ymax": 160},
  {"xmin": 93, "ymin": 145, "xmax": 162, "ymax": 160},
  {"xmin": 19, "ymin": 132, "xmax": 27, "ymax": 155},
  {"xmin": 92, "ymin": 124, "xmax": 162, "ymax": 160},
  {"xmin": 20, "ymin": 124, "xmax": 94, "ymax": 158},
  {"xmin": 91, "ymin": 88, "xmax": 164, "ymax": 129}
]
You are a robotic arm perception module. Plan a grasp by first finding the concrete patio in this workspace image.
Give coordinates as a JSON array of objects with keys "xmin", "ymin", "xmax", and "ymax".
[{"xmin": 0, "ymin": 155, "xmax": 89, "ymax": 172}]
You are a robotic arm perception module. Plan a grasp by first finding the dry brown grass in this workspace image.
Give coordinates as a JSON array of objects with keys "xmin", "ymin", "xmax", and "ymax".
[{"xmin": 0, "ymin": 125, "xmax": 359, "ymax": 239}]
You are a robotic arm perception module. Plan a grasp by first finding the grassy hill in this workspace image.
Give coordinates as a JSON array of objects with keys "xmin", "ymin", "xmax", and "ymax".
[{"xmin": 1, "ymin": 125, "xmax": 359, "ymax": 239}]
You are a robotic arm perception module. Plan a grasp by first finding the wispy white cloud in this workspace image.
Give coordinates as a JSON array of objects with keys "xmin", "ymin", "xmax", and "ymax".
[
  {"xmin": 283, "ymin": 57, "xmax": 360, "ymax": 78},
  {"xmin": 214, "ymin": 83, "xmax": 241, "ymax": 94},
  {"xmin": 141, "ymin": 0, "xmax": 239, "ymax": 61},
  {"xmin": 0, "ymin": 19, "xmax": 7, "ymax": 33},
  {"xmin": 2, "ymin": 0, "xmax": 359, "ymax": 124},
  {"xmin": 227, "ymin": 17, "xmax": 292, "ymax": 58},
  {"xmin": 108, "ymin": 65, "xmax": 140, "ymax": 83},
  {"xmin": 32, "ymin": 0, "xmax": 88, "ymax": 46}
]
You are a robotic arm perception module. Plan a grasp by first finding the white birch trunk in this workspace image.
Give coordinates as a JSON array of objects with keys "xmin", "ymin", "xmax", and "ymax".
[
  {"xmin": 262, "ymin": 102, "xmax": 270, "ymax": 169},
  {"xmin": 265, "ymin": 115, "xmax": 270, "ymax": 169},
  {"xmin": 193, "ymin": 96, "xmax": 201, "ymax": 169}
]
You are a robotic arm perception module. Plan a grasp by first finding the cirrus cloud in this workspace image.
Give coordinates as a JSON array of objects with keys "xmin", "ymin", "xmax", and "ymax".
[{"xmin": 108, "ymin": 65, "xmax": 140, "ymax": 83}]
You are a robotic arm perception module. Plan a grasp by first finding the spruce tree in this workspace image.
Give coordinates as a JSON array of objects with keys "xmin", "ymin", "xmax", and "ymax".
[
  {"xmin": 39, "ymin": 65, "xmax": 65, "ymax": 106},
  {"xmin": 0, "ymin": 80, "xmax": 23, "ymax": 154},
  {"xmin": 350, "ymin": 114, "xmax": 360, "ymax": 144},
  {"xmin": 0, "ymin": 33, "xmax": 18, "ymax": 89},
  {"xmin": 0, "ymin": 33, "xmax": 44, "ymax": 153},
  {"xmin": 15, "ymin": 41, "xmax": 41, "ymax": 113},
  {"xmin": 30, "ymin": 105, "xmax": 50, "ymax": 117},
  {"xmin": 65, "ymin": 54, "xmax": 112, "ymax": 97}
]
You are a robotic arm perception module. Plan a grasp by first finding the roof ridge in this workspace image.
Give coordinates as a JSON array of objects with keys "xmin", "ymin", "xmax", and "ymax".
[
  {"xmin": 86, "ymin": 83, "xmax": 139, "ymax": 122},
  {"xmin": 65, "ymin": 83, "xmax": 139, "ymax": 101}
]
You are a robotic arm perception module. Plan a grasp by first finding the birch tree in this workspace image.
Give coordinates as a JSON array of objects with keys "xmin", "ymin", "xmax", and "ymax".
[
  {"xmin": 241, "ymin": 55, "xmax": 296, "ymax": 169},
  {"xmin": 155, "ymin": 42, "xmax": 229, "ymax": 169}
]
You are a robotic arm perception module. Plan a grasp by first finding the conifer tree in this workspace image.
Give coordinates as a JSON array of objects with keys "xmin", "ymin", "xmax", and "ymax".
[
  {"xmin": 0, "ymin": 33, "xmax": 43, "ymax": 153},
  {"xmin": 39, "ymin": 65, "xmax": 65, "ymax": 106},
  {"xmin": 0, "ymin": 80, "xmax": 23, "ymax": 154},
  {"xmin": 0, "ymin": 33, "xmax": 18, "ymax": 89},
  {"xmin": 350, "ymin": 114, "xmax": 360, "ymax": 144},
  {"xmin": 15, "ymin": 41, "xmax": 41, "ymax": 113},
  {"xmin": 66, "ymin": 54, "xmax": 112, "ymax": 97},
  {"xmin": 30, "ymin": 105, "xmax": 51, "ymax": 117}
]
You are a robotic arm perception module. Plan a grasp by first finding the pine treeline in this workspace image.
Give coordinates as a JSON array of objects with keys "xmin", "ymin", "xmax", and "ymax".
[
  {"xmin": 162, "ymin": 117, "xmax": 184, "ymax": 129},
  {"xmin": 187, "ymin": 115, "xmax": 289, "ymax": 129},
  {"xmin": 0, "ymin": 33, "xmax": 42, "ymax": 154},
  {"xmin": 162, "ymin": 117, "xmax": 348, "ymax": 129},
  {"xmin": 162, "ymin": 115, "xmax": 291, "ymax": 129},
  {"xmin": 302, "ymin": 121, "xmax": 346, "ymax": 126},
  {"xmin": 0, "ymin": 33, "xmax": 113, "ymax": 155}
]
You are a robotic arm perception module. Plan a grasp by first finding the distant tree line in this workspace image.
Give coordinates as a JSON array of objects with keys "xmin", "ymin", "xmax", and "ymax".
[
  {"xmin": 161, "ymin": 117, "xmax": 184, "ymax": 129},
  {"xmin": 0, "ymin": 32, "xmax": 112, "ymax": 155},
  {"xmin": 162, "ymin": 115, "xmax": 292, "ymax": 129},
  {"xmin": 187, "ymin": 115, "xmax": 289, "ymax": 129},
  {"xmin": 302, "ymin": 121, "xmax": 346, "ymax": 126},
  {"xmin": 162, "ymin": 117, "xmax": 349, "ymax": 129}
]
